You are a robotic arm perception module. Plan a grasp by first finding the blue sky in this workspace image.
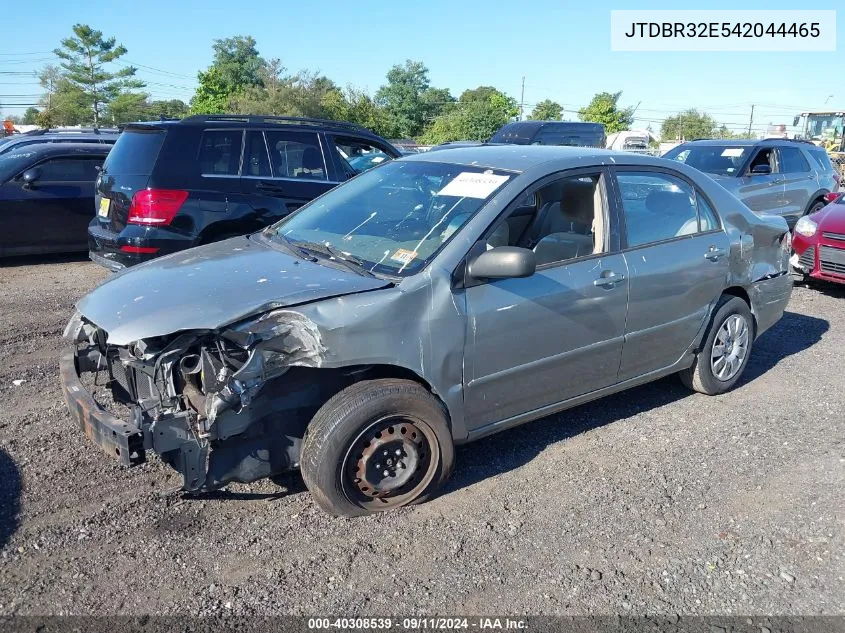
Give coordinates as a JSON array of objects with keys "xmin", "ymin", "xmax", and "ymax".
[{"xmin": 1, "ymin": 0, "xmax": 841, "ymax": 135}]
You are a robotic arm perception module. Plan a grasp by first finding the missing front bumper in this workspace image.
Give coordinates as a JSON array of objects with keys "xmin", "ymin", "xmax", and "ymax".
[{"xmin": 59, "ymin": 348, "xmax": 145, "ymax": 467}]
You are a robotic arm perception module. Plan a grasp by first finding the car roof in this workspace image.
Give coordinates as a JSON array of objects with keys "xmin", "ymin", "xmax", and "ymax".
[
  {"xmin": 123, "ymin": 115, "xmax": 383, "ymax": 137},
  {"xmin": 679, "ymin": 138, "xmax": 816, "ymax": 148},
  {"xmin": 9, "ymin": 142, "xmax": 112, "ymax": 156},
  {"xmin": 404, "ymin": 144, "xmax": 664, "ymax": 172}
]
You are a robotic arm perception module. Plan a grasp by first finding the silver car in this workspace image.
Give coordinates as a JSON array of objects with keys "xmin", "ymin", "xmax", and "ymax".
[
  {"xmin": 663, "ymin": 139, "xmax": 840, "ymax": 228},
  {"xmin": 61, "ymin": 146, "xmax": 793, "ymax": 516}
]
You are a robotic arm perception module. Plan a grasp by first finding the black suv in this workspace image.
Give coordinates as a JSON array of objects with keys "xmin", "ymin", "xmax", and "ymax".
[{"xmin": 88, "ymin": 115, "xmax": 401, "ymax": 270}]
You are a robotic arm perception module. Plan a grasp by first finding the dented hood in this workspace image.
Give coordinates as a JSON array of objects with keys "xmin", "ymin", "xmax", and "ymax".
[{"xmin": 77, "ymin": 236, "xmax": 392, "ymax": 345}]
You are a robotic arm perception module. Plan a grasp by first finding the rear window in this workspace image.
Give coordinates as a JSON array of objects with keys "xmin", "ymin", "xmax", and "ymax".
[
  {"xmin": 808, "ymin": 147, "xmax": 835, "ymax": 171},
  {"xmin": 102, "ymin": 129, "xmax": 165, "ymax": 176}
]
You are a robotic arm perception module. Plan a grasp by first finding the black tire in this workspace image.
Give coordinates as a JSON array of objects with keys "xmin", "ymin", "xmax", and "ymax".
[
  {"xmin": 300, "ymin": 379, "xmax": 455, "ymax": 517},
  {"xmin": 679, "ymin": 296, "xmax": 755, "ymax": 395},
  {"xmin": 806, "ymin": 200, "xmax": 825, "ymax": 216}
]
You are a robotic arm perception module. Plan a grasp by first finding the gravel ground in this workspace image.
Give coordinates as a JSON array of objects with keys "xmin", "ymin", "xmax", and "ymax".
[{"xmin": 0, "ymin": 255, "xmax": 843, "ymax": 616}]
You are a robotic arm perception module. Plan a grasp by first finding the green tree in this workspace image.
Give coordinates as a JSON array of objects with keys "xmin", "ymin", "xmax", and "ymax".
[
  {"xmin": 146, "ymin": 99, "xmax": 188, "ymax": 119},
  {"xmin": 420, "ymin": 87, "xmax": 455, "ymax": 122},
  {"xmin": 208, "ymin": 35, "xmax": 264, "ymax": 95},
  {"xmin": 38, "ymin": 64, "xmax": 90, "ymax": 125},
  {"xmin": 53, "ymin": 24, "xmax": 145, "ymax": 126},
  {"xmin": 577, "ymin": 91, "xmax": 634, "ymax": 135},
  {"xmin": 529, "ymin": 99, "xmax": 563, "ymax": 121},
  {"xmin": 22, "ymin": 107, "xmax": 39, "ymax": 125},
  {"xmin": 661, "ymin": 109, "xmax": 717, "ymax": 140},
  {"xmin": 375, "ymin": 60, "xmax": 434, "ymax": 138},
  {"xmin": 420, "ymin": 89, "xmax": 517, "ymax": 144},
  {"xmin": 106, "ymin": 91, "xmax": 148, "ymax": 123},
  {"xmin": 321, "ymin": 85, "xmax": 390, "ymax": 137},
  {"xmin": 458, "ymin": 86, "xmax": 499, "ymax": 104},
  {"xmin": 190, "ymin": 66, "xmax": 230, "ymax": 114}
]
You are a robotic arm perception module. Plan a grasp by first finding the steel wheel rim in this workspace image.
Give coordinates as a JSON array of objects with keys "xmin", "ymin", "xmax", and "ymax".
[
  {"xmin": 710, "ymin": 314, "xmax": 749, "ymax": 381},
  {"xmin": 341, "ymin": 415, "xmax": 439, "ymax": 510}
]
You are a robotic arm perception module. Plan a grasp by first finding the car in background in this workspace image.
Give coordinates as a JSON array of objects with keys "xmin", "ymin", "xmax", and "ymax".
[
  {"xmin": 791, "ymin": 192, "xmax": 845, "ymax": 285},
  {"xmin": 0, "ymin": 127, "xmax": 119, "ymax": 156},
  {"xmin": 88, "ymin": 115, "xmax": 401, "ymax": 271},
  {"xmin": 63, "ymin": 146, "xmax": 792, "ymax": 516},
  {"xmin": 489, "ymin": 121, "xmax": 607, "ymax": 148},
  {"xmin": 663, "ymin": 139, "xmax": 840, "ymax": 228},
  {"xmin": 0, "ymin": 143, "xmax": 109, "ymax": 257},
  {"xmin": 429, "ymin": 122, "xmax": 608, "ymax": 153}
]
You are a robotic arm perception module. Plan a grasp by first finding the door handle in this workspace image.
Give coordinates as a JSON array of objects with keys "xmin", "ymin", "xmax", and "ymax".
[
  {"xmin": 593, "ymin": 271, "xmax": 625, "ymax": 288},
  {"xmin": 257, "ymin": 181, "xmax": 286, "ymax": 195},
  {"xmin": 704, "ymin": 246, "xmax": 726, "ymax": 261}
]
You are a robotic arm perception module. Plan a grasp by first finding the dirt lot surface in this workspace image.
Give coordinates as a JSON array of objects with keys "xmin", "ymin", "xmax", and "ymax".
[{"xmin": 0, "ymin": 255, "xmax": 843, "ymax": 616}]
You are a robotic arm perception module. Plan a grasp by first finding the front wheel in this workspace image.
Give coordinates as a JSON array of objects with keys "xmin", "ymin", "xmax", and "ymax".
[
  {"xmin": 680, "ymin": 296, "xmax": 754, "ymax": 395},
  {"xmin": 300, "ymin": 379, "xmax": 455, "ymax": 517},
  {"xmin": 806, "ymin": 200, "xmax": 825, "ymax": 216}
]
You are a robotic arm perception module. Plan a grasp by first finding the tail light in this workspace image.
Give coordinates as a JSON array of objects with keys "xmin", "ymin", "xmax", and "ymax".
[
  {"xmin": 127, "ymin": 189, "xmax": 188, "ymax": 225},
  {"xmin": 120, "ymin": 245, "xmax": 159, "ymax": 254},
  {"xmin": 824, "ymin": 192, "xmax": 842, "ymax": 204}
]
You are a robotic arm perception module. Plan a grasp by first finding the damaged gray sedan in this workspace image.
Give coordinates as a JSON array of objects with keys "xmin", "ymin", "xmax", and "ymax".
[{"xmin": 61, "ymin": 146, "xmax": 793, "ymax": 516}]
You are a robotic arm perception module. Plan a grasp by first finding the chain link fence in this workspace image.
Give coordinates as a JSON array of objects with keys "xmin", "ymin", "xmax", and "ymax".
[{"xmin": 830, "ymin": 154, "xmax": 845, "ymax": 182}]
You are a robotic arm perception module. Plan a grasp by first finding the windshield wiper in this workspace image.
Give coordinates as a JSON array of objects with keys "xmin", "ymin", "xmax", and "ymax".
[{"xmin": 290, "ymin": 240, "xmax": 376, "ymax": 278}]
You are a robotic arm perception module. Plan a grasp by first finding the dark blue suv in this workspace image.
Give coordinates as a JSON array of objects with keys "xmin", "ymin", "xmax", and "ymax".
[{"xmin": 88, "ymin": 115, "xmax": 400, "ymax": 271}]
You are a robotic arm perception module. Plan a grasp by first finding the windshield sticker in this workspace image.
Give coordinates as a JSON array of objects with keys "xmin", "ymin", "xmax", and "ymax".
[
  {"xmin": 437, "ymin": 172, "xmax": 510, "ymax": 199},
  {"xmin": 721, "ymin": 148, "xmax": 745, "ymax": 157},
  {"xmin": 389, "ymin": 248, "xmax": 418, "ymax": 265}
]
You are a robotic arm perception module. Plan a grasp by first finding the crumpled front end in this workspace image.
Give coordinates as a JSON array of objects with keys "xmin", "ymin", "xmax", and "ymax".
[{"xmin": 60, "ymin": 309, "xmax": 340, "ymax": 491}]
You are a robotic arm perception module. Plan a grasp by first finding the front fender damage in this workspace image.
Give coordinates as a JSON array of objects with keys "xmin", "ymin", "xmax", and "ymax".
[
  {"xmin": 69, "ymin": 308, "xmax": 331, "ymax": 492},
  {"xmin": 205, "ymin": 310, "xmax": 327, "ymax": 427}
]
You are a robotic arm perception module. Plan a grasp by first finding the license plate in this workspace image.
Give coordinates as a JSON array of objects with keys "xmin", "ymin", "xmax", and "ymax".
[{"xmin": 98, "ymin": 197, "xmax": 110, "ymax": 218}]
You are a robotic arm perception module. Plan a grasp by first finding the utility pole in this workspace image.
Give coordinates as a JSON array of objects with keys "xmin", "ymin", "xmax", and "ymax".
[
  {"xmin": 747, "ymin": 104, "xmax": 755, "ymax": 137},
  {"xmin": 519, "ymin": 76, "xmax": 525, "ymax": 121}
]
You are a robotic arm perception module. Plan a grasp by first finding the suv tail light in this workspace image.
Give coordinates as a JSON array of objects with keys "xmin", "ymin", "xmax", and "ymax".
[
  {"xmin": 824, "ymin": 192, "xmax": 842, "ymax": 204},
  {"xmin": 127, "ymin": 189, "xmax": 189, "ymax": 225}
]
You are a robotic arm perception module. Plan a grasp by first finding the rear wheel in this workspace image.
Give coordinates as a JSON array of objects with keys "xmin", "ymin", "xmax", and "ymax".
[
  {"xmin": 680, "ymin": 296, "xmax": 754, "ymax": 395},
  {"xmin": 300, "ymin": 379, "xmax": 454, "ymax": 517}
]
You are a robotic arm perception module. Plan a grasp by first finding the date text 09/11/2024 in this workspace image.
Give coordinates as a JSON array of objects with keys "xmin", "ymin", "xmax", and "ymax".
[{"xmin": 307, "ymin": 618, "xmax": 528, "ymax": 630}]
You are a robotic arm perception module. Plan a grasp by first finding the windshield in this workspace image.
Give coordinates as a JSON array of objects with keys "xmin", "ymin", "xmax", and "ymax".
[
  {"xmin": 0, "ymin": 149, "xmax": 37, "ymax": 182},
  {"xmin": 266, "ymin": 160, "xmax": 514, "ymax": 277},
  {"xmin": 805, "ymin": 114, "xmax": 844, "ymax": 141},
  {"xmin": 663, "ymin": 145, "xmax": 751, "ymax": 176}
]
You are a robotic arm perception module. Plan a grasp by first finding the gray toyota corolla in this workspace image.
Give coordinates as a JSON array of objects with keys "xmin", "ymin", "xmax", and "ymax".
[{"xmin": 61, "ymin": 146, "xmax": 793, "ymax": 516}]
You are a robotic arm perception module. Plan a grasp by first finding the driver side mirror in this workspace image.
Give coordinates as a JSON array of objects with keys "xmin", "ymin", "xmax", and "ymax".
[
  {"xmin": 750, "ymin": 164, "xmax": 772, "ymax": 175},
  {"xmin": 467, "ymin": 246, "xmax": 536, "ymax": 280},
  {"xmin": 792, "ymin": 116, "xmax": 800, "ymax": 127},
  {"xmin": 21, "ymin": 167, "xmax": 41, "ymax": 188}
]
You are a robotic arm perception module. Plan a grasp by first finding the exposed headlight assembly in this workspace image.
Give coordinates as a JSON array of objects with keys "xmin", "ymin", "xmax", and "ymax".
[{"xmin": 794, "ymin": 216, "xmax": 818, "ymax": 238}]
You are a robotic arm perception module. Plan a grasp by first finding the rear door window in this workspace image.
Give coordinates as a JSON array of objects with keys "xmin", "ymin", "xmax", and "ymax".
[
  {"xmin": 264, "ymin": 130, "xmax": 327, "ymax": 180},
  {"xmin": 102, "ymin": 129, "xmax": 166, "ymax": 176},
  {"xmin": 243, "ymin": 131, "xmax": 271, "ymax": 178},
  {"xmin": 779, "ymin": 147, "xmax": 811, "ymax": 173},
  {"xmin": 198, "ymin": 130, "xmax": 243, "ymax": 176},
  {"xmin": 616, "ymin": 172, "xmax": 700, "ymax": 247}
]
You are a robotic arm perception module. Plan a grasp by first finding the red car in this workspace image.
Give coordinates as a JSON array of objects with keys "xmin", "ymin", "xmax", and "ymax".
[{"xmin": 791, "ymin": 192, "xmax": 845, "ymax": 284}]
